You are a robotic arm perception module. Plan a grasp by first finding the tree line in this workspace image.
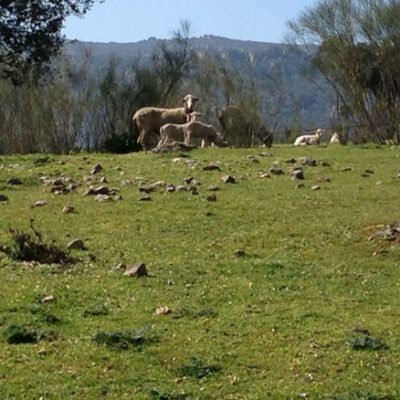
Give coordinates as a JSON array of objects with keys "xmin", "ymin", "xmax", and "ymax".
[{"xmin": 1, "ymin": 0, "xmax": 400, "ymax": 154}]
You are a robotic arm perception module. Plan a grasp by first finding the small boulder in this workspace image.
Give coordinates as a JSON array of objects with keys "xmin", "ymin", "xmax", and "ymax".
[
  {"xmin": 0, "ymin": 194, "xmax": 9, "ymax": 202},
  {"xmin": 311, "ymin": 185, "xmax": 320, "ymax": 191},
  {"xmin": 7, "ymin": 178, "xmax": 22, "ymax": 185},
  {"xmin": 123, "ymin": 263, "xmax": 148, "ymax": 277},
  {"xmin": 203, "ymin": 164, "xmax": 221, "ymax": 171},
  {"xmin": 268, "ymin": 167, "xmax": 284, "ymax": 175},
  {"xmin": 206, "ymin": 194, "xmax": 217, "ymax": 202},
  {"xmin": 41, "ymin": 295, "xmax": 55, "ymax": 304},
  {"xmin": 62, "ymin": 206, "xmax": 75, "ymax": 214},
  {"xmin": 155, "ymin": 306, "xmax": 171, "ymax": 316},
  {"xmin": 32, "ymin": 200, "xmax": 48, "ymax": 207},
  {"xmin": 90, "ymin": 164, "xmax": 103, "ymax": 175},
  {"xmin": 67, "ymin": 239, "xmax": 86, "ymax": 250},
  {"xmin": 221, "ymin": 175, "xmax": 237, "ymax": 184}
]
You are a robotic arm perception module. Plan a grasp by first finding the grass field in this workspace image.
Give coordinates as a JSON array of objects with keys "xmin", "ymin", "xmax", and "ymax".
[{"xmin": 1, "ymin": 145, "xmax": 400, "ymax": 399}]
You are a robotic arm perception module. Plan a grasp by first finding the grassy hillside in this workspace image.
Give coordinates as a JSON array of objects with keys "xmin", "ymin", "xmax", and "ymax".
[{"xmin": 1, "ymin": 145, "xmax": 400, "ymax": 399}]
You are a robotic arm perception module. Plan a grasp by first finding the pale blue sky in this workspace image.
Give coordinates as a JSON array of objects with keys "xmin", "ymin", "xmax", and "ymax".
[{"xmin": 62, "ymin": 0, "xmax": 316, "ymax": 43}]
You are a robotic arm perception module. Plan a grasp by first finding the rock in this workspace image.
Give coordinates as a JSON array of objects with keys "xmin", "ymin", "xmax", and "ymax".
[
  {"xmin": 99, "ymin": 176, "xmax": 108, "ymax": 183},
  {"xmin": 138, "ymin": 195, "xmax": 152, "ymax": 201},
  {"xmin": 41, "ymin": 295, "xmax": 55, "ymax": 304},
  {"xmin": 155, "ymin": 306, "xmax": 171, "ymax": 316},
  {"xmin": 166, "ymin": 185, "xmax": 176, "ymax": 193},
  {"xmin": 295, "ymin": 183, "xmax": 305, "ymax": 189},
  {"xmin": 234, "ymin": 250, "xmax": 246, "ymax": 257},
  {"xmin": 0, "ymin": 194, "xmax": 9, "ymax": 202},
  {"xmin": 67, "ymin": 239, "xmax": 86, "ymax": 250},
  {"xmin": 176, "ymin": 185, "xmax": 188, "ymax": 192},
  {"xmin": 90, "ymin": 164, "xmax": 103, "ymax": 175},
  {"xmin": 221, "ymin": 175, "xmax": 237, "ymax": 184},
  {"xmin": 342, "ymin": 167, "xmax": 353, "ymax": 172},
  {"xmin": 259, "ymin": 172, "xmax": 271, "ymax": 179},
  {"xmin": 207, "ymin": 185, "xmax": 220, "ymax": 191},
  {"xmin": 95, "ymin": 194, "xmax": 113, "ymax": 202},
  {"xmin": 311, "ymin": 185, "xmax": 320, "ymax": 191},
  {"xmin": 123, "ymin": 263, "xmax": 148, "ymax": 277},
  {"xmin": 203, "ymin": 164, "xmax": 221, "ymax": 171},
  {"xmin": 268, "ymin": 167, "xmax": 284, "ymax": 175},
  {"xmin": 7, "ymin": 178, "xmax": 22, "ymax": 185},
  {"xmin": 139, "ymin": 186, "xmax": 155, "ymax": 194},
  {"xmin": 183, "ymin": 177, "xmax": 195, "ymax": 185},
  {"xmin": 285, "ymin": 158, "xmax": 297, "ymax": 164},
  {"xmin": 290, "ymin": 168, "xmax": 304, "ymax": 180},
  {"xmin": 33, "ymin": 200, "xmax": 48, "ymax": 207},
  {"xmin": 316, "ymin": 176, "xmax": 331, "ymax": 183},
  {"xmin": 93, "ymin": 185, "xmax": 111, "ymax": 195},
  {"xmin": 206, "ymin": 194, "xmax": 217, "ymax": 202},
  {"xmin": 62, "ymin": 206, "xmax": 75, "ymax": 214},
  {"xmin": 299, "ymin": 157, "xmax": 317, "ymax": 167},
  {"xmin": 190, "ymin": 187, "xmax": 199, "ymax": 195},
  {"xmin": 364, "ymin": 168, "xmax": 375, "ymax": 174}
]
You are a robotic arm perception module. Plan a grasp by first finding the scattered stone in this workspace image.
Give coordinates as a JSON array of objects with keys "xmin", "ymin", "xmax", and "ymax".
[
  {"xmin": 290, "ymin": 168, "xmax": 304, "ymax": 180},
  {"xmin": 207, "ymin": 185, "xmax": 220, "ymax": 191},
  {"xmin": 90, "ymin": 164, "xmax": 103, "ymax": 175},
  {"xmin": 33, "ymin": 200, "xmax": 48, "ymax": 207},
  {"xmin": 7, "ymin": 178, "xmax": 22, "ymax": 185},
  {"xmin": 99, "ymin": 176, "xmax": 108, "ymax": 183},
  {"xmin": 221, "ymin": 175, "xmax": 237, "ymax": 184},
  {"xmin": 139, "ymin": 185, "xmax": 155, "ymax": 194},
  {"xmin": 190, "ymin": 187, "xmax": 199, "ymax": 195},
  {"xmin": 295, "ymin": 183, "xmax": 305, "ymax": 189},
  {"xmin": 268, "ymin": 167, "xmax": 284, "ymax": 175},
  {"xmin": 285, "ymin": 158, "xmax": 297, "ymax": 164},
  {"xmin": 67, "ymin": 239, "xmax": 86, "ymax": 250},
  {"xmin": 203, "ymin": 164, "xmax": 221, "ymax": 171},
  {"xmin": 361, "ymin": 173, "xmax": 371, "ymax": 178},
  {"xmin": 62, "ymin": 206, "xmax": 75, "ymax": 214},
  {"xmin": 259, "ymin": 172, "xmax": 271, "ymax": 179},
  {"xmin": 311, "ymin": 185, "xmax": 320, "ymax": 191},
  {"xmin": 155, "ymin": 306, "xmax": 171, "ymax": 316},
  {"xmin": 342, "ymin": 167, "xmax": 353, "ymax": 172},
  {"xmin": 176, "ymin": 185, "xmax": 188, "ymax": 192},
  {"xmin": 299, "ymin": 157, "xmax": 317, "ymax": 167},
  {"xmin": 183, "ymin": 177, "xmax": 195, "ymax": 185},
  {"xmin": 364, "ymin": 168, "xmax": 375, "ymax": 174},
  {"xmin": 150, "ymin": 180, "xmax": 167, "ymax": 189},
  {"xmin": 234, "ymin": 250, "xmax": 246, "ymax": 257},
  {"xmin": 95, "ymin": 194, "xmax": 113, "ymax": 202},
  {"xmin": 166, "ymin": 185, "xmax": 176, "ymax": 193},
  {"xmin": 138, "ymin": 195, "xmax": 152, "ymax": 202},
  {"xmin": 92, "ymin": 185, "xmax": 111, "ymax": 195},
  {"xmin": 123, "ymin": 263, "xmax": 148, "ymax": 277},
  {"xmin": 206, "ymin": 194, "xmax": 217, "ymax": 202},
  {"xmin": 316, "ymin": 176, "xmax": 331, "ymax": 183},
  {"xmin": 41, "ymin": 295, "xmax": 55, "ymax": 304},
  {"xmin": 0, "ymin": 194, "xmax": 9, "ymax": 202}
]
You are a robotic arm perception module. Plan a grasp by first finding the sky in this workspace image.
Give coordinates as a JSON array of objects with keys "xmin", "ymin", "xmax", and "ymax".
[{"xmin": 62, "ymin": 0, "xmax": 316, "ymax": 44}]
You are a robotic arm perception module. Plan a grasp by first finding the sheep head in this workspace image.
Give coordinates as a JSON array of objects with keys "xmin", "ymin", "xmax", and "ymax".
[{"xmin": 183, "ymin": 94, "xmax": 198, "ymax": 113}]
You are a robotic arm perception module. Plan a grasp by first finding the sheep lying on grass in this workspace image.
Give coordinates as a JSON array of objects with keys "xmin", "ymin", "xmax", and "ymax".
[
  {"xmin": 132, "ymin": 94, "xmax": 198, "ymax": 149},
  {"xmin": 330, "ymin": 132, "xmax": 340, "ymax": 144},
  {"xmin": 294, "ymin": 129, "xmax": 323, "ymax": 146},
  {"xmin": 184, "ymin": 121, "xmax": 228, "ymax": 148}
]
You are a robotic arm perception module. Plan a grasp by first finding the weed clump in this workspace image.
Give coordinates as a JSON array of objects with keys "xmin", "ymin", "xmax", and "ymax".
[
  {"xmin": 177, "ymin": 356, "xmax": 221, "ymax": 379},
  {"xmin": 347, "ymin": 335, "xmax": 389, "ymax": 351},
  {"xmin": 93, "ymin": 326, "xmax": 150, "ymax": 350},
  {"xmin": 6, "ymin": 324, "xmax": 57, "ymax": 344},
  {"xmin": 1, "ymin": 220, "xmax": 73, "ymax": 265}
]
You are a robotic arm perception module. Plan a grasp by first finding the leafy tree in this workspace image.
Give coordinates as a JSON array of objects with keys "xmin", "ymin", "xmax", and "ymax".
[
  {"xmin": 288, "ymin": 0, "xmax": 400, "ymax": 143},
  {"xmin": 0, "ymin": 0, "xmax": 102, "ymax": 85}
]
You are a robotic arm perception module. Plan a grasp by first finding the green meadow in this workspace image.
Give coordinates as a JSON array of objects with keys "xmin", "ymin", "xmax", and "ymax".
[{"xmin": 1, "ymin": 145, "xmax": 400, "ymax": 399}]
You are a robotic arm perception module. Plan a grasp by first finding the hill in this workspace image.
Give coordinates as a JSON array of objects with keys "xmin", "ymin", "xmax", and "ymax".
[{"xmin": 65, "ymin": 35, "xmax": 334, "ymax": 139}]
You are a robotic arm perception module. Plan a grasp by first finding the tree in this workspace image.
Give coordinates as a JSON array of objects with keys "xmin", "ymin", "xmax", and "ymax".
[
  {"xmin": 288, "ymin": 0, "xmax": 400, "ymax": 143},
  {"xmin": 0, "ymin": 0, "xmax": 102, "ymax": 85}
]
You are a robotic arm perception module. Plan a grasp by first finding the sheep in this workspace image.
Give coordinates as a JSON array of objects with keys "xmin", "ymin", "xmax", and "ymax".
[
  {"xmin": 186, "ymin": 111, "xmax": 203, "ymax": 122},
  {"xmin": 330, "ymin": 132, "xmax": 340, "ymax": 144},
  {"xmin": 158, "ymin": 123, "xmax": 186, "ymax": 146},
  {"xmin": 294, "ymin": 128, "xmax": 323, "ymax": 146},
  {"xmin": 132, "ymin": 94, "xmax": 198, "ymax": 148},
  {"xmin": 184, "ymin": 120, "xmax": 228, "ymax": 148}
]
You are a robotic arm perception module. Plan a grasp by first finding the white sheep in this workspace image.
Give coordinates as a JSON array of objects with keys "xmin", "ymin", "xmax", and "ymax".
[
  {"xmin": 186, "ymin": 111, "xmax": 203, "ymax": 122},
  {"xmin": 132, "ymin": 94, "xmax": 198, "ymax": 148},
  {"xmin": 330, "ymin": 132, "xmax": 340, "ymax": 144},
  {"xmin": 294, "ymin": 128, "xmax": 323, "ymax": 146},
  {"xmin": 184, "ymin": 120, "xmax": 228, "ymax": 148}
]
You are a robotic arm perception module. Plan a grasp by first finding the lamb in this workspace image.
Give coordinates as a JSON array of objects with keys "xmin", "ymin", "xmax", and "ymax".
[
  {"xmin": 184, "ymin": 120, "xmax": 228, "ymax": 148},
  {"xmin": 132, "ymin": 94, "xmax": 198, "ymax": 148},
  {"xmin": 187, "ymin": 111, "xmax": 203, "ymax": 122},
  {"xmin": 158, "ymin": 123, "xmax": 186, "ymax": 146},
  {"xmin": 294, "ymin": 128, "xmax": 323, "ymax": 146}
]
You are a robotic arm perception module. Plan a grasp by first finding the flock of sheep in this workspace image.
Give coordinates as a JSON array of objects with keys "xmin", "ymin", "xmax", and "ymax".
[
  {"xmin": 132, "ymin": 94, "xmax": 227, "ymax": 150},
  {"xmin": 132, "ymin": 94, "xmax": 342, "ymax": 150}
]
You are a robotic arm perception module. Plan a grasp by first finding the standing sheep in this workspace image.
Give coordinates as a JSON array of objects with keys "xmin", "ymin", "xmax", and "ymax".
[
  {"xmin": 132, "ymin": 94, "xmax": 198, "ymax": 149},
  {"xmin": 330, "ymin": 132, "xmax": 340, "ymax": 144},
  {"xmin": 184, "ymin": 120, "xmax": 228, "ymax": 148}
]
